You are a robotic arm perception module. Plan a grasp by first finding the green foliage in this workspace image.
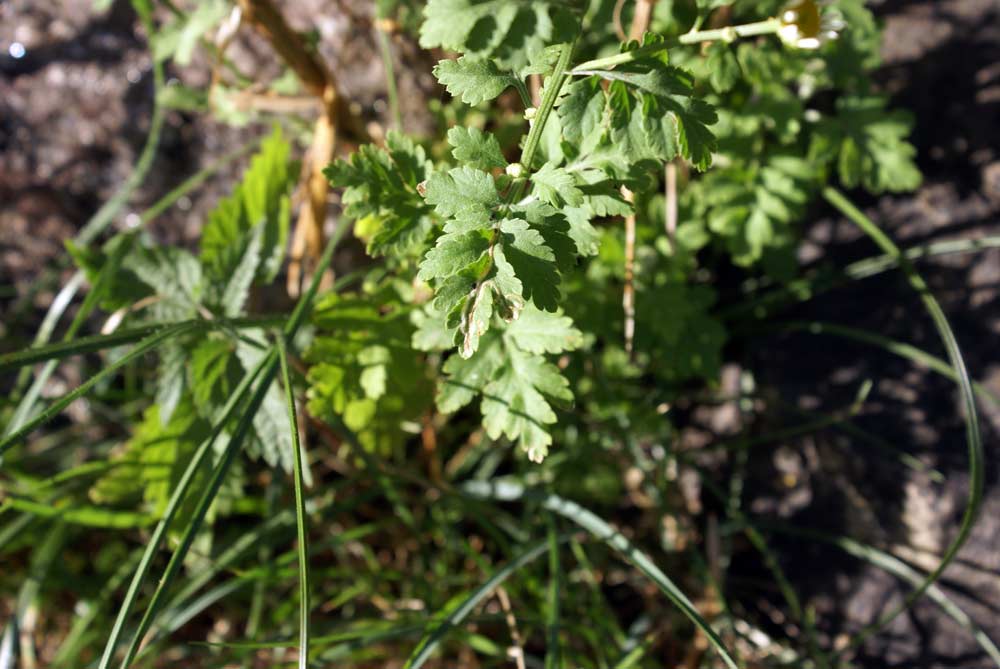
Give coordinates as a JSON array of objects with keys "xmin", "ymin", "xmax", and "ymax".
[
  {"xmin": 90, "ymin": 401, "xmax": 208, "ymax": 516},
  {"xmin": 812, "ymin": 95, "xmax": 922, "ymax": 193},
  {"xmin": 5, "ymin": 2, "xmax": 941, "ymax": 666},
  {"xmin": 694, "ymin": 155, "xmax": 815, "ymax": 268},
  {"xmin": 201, "ymin": 125, "xmax": 292, "ymax": 286},
  {"xmin": 420, "ymin": 0, "xmax": 579, "ymax": 68},
  {"xmin": 436, "ymin": 307, "xmax": 582, "ymax": 462},
  {"xmin": 433, "ymin": 57, "xmax": 521, "ymax": 105},
  {"xmin": 325, "ymin": 131, "xmax": 434, "ymax": 257},
  {"xmin": 306, "ymin": 290, "xmax": 432, "ymax": 455}
]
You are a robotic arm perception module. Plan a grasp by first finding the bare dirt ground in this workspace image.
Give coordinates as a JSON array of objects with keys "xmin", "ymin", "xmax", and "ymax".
[{"xmin": 1, "ymin": 0, "xmax": 998, "ymax": 666}]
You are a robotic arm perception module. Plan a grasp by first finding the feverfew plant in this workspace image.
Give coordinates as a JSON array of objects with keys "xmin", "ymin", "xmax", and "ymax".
[
  {"xmin": 8, "ymin": 1, "xmax": 970, "ymax": 668},
  {"xmin": 320, "ymin": 0, "xmax": 919, "ymax": 462}
]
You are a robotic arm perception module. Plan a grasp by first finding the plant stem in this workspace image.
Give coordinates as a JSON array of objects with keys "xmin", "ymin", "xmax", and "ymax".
[
  {"xmin": 277, "ymin": 334, "xmax": 312, "ymax": 669},
  {"xmin": 375, "ymin": 23, "xmax": 402, "ymax": 130},
  {"xmin": 571, "ymin": 18, "xmax": 780, "ymax": 73},
  {"xmin": 519, "ymin": 42, "xmax": 576, "ymax": 175}
]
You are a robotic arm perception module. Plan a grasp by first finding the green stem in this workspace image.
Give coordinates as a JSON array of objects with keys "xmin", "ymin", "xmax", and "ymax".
[
  {"xmin": 520, "ymin": 42, "xmax": 575, "ymax": 174},
  {"xmin": 822, "ymin": 186, "xmax": 984, "ymax": 659},
  {"xmin": 277, "ymin": 335, "xmax": 311, "ymax": 669},
  {"xmin": 376, "ymin": 27, "xmax": 402, "ymax": 131},
  {"xmin": 571, "ymin": 18, "xmax": 781, "ymax": 72}
]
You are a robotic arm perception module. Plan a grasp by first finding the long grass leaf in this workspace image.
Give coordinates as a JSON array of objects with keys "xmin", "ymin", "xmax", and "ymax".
[
  {"xmin": 118, "ymin": 349, "xmax": 280, "ymax": 669},
  {"xmin": 545, "ymin": 513, "xmax": 562, "ymax": 669},
  {"xmin": 0, "ymin": 321, "xmax": 200, "ymax": 456},
  {"xmin": 758, "ymin": 521, "xmax": 1000, "ymax": 666},
  {"xmin": 110, "ymin": 229, "xmax": 345, "ymax": 669},
  {"xmin": 823, "ymin": 186, "xmax": 984, "ymax": 656},
  {"xmin": 0, "ymin": 315, "xmax": 283, "ymax": 374},
  {"xmin": 278, "ymin": 334, "xmax": 311, "ymax": 669},
  {"xmin": 778, "ymin": 320, "xmax": 1000, "ymax": 408},
  {"xmin": 96, "ymin": 350, "xmax": 272, "ymax": 669},
  {"xmin": 404, "ymin": 538, "xmax": 551, "ymax": 669},
  {"xmin": 463, "ymin": 480, "xmax": 739, "ymax": 669}
]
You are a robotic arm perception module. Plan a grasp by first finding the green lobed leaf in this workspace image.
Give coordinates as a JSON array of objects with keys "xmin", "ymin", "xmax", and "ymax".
[
  {"xmin": 420, "ymin": 0, "xmax": 579, "ymax": 69},
  {"xmin": 325, "ymin": 131, "xmax": 434, "ymax": 257},
  {"xmin": 432, "ymin": 57, "xmax": 519, "ymax": 105},
  {"xmin": 448, "ymin": 126, "xmax": 508, "ymax": 170}
]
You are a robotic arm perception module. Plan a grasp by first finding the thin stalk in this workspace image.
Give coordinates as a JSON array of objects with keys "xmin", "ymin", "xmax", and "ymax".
[
  {"xmin": 277, "ymin": 334, "xmax": 312, "ymax": 669},
  {"xmin": 723, "ymin": 234, "xmax": 1000, "ymax": 322},
  {"xmin": 519, "ymin": 42, "xmax": 575, "ymax": 175},
  {"xmin": 0, "ymin": 315, "xmax": 283, "ymax": 375},
  {"xmin": 375, "ymin": 24, "xmax": 402, "ymax": 130},
  {"xmin": 571, "ymin": 18, "xmax": 781, "ymax": 72},
  {"xmin": 96, "ymin": 353, "xmax": 272, "ymax": 669},
  {"xmin": 464, "ymin": 480, "xmax": 739, "ymax": 669},
  {"xmin": 822, "ymin": 186, "xmax": 984, "ymax": 658},
  {"xmin": 757, "ymin": 521, "xmax": 1000, "ymax": 667},
  {"xmin": 545, "ymin": 513, "xmax": 562, "ymax": 669},
  {"xmin": 101, "ymin": 227, "xmax": 344, "ymax": 669},
  {"xmin": 403, "ymin": 538, "xmax": 555, "ymax": 669},
  {"xmin": 774, "ymin": 321, "xmax": 1000, "ymax": 409},
  {"xmin": 0, "ymin": 322, "xmax": 202, "ymax": 456},
  {"xmin": 118, "ymin": 351, "xmax": 281, "ymax": 669}
]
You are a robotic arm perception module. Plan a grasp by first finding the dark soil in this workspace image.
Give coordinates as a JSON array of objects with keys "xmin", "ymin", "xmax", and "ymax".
[{"xmin": 1, "ymin": 0, "xmax": 998, "ymax": 666}]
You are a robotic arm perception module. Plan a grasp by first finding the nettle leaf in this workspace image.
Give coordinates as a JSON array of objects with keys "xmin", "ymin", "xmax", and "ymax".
[
  {"xmin": 812, "ymin": 95, "xmax": 921, "ymax": 194},
  {"xmin": 124, "ymin": 245, "xmax": 204, "ymax": 320},
  {"xmin": 506, "ymin": 306, "xmax": 583, "ymax": 354},
  {"xmin": 448, "ymin": 126, "xmax": 507, "ymax": 170},
  {"xmin": 498, "ymin": 218, "xmax": 561, "ymax": 312},
  {"xmin": 325, "ymin": 131, "xmax": 434, "ymax": 257},
  {"xmin": 201, "ymin": 125, "xmax": 292, "ymax": 286},
  {"xmin": 156, "ymin": 341, "xmax": 188, "ymax": 426},
  {"xmin": 482, "ymin": 343, "xmax": 571, "ymax": 462},
  {"xmin": 66, "ymin": 235, "xmax": 150, "ymax": 311},
  {"xmin": 420, "ymin": 0, "xmax": 579, "ymax": 69},
  {"xmin": 234, "ymin": 329, "xmax": 308, "ymax": 481},
  {"xmin": 418, "ymin": 230, "xmax": 492, "ymax": 283},
  {"xmin": 695, "ymin": 155, "xmax": 815, "ymax": 267},
  {"xmin": 433, "ymin": 57, "xmax": 519, "ymax": 105},
  {"xmin": 705, "ymin": 42, "xmax": 741, "ymax": 93},
  {"xmin": 558, "ymin": 77, "xmax": 608, "ymax": 150},
  {"xmin": 90, "ymin": 400, "xmax": 209, "ymax": 516},
  {"xmin": 189, "ymin": 337, "xmax": 243, "ymax": 420},
  {"xmin": 218, "ymin": 222, "xmax": 263, "ymax": 317},
  {"xmin": 436, "ymin": 306, "xmax": 581, "ymax": 462}
]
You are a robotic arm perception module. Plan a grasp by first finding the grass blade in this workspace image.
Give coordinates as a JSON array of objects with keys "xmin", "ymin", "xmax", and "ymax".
[
  {"xmin": 463, "ymin": 480, "xmax": 739, "ymax": 669},
  {"xmin": 1, "ymin": 321, "xmax": 200, "ymax": 456},
  {"xmin": 778, "ymin": 320, "xmax": 1000, "ymax": 408},
  {"xmin": 96, "ymin": 350, "xmax": 272, "ymax": 669},
  {"xmin": 823, "ymin": 186, "xmax": 984, "ymax": 656},
  {"xmin": 118, "ymin": 349, "xmax": 280, "ymax": 669},
  {"xmin": 105, "ymin": 229, "xmax": 344, "ymax": 669},
  {"xmin": 545, "ymin": 513, "xmax": 562, "ymax": 669},
  {"xmin": 277, "ymin": 334, "xmax": 311, "ymax": 669},
  {"xmin": 0, "ymin": 522, "xmax": 67, "ymax": 669},
  {"xmin": 403, "ymin": 538, "xmax": 551, "ymax": 669},
  {"xmin": 758, "ymin": 521, "xmax": 1000, "ymax": 666}
]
